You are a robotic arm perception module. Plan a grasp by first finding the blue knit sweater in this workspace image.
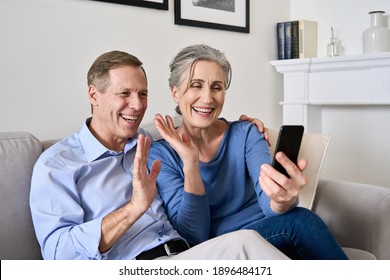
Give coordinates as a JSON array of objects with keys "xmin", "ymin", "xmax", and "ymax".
[{"xmin": 148, "ymin": 120, "xmax": 279, "ymax": 245}]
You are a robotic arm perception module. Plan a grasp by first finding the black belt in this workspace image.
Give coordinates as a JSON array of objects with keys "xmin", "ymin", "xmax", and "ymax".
[{"xmin": 136, "ymin": 239, "xmax": 190, "ymax": 260}]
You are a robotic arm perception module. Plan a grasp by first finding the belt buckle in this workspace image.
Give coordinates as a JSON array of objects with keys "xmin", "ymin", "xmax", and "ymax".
[{"xmin": 164, "ymin": 243, "xmax": 177, "ymax": 256}]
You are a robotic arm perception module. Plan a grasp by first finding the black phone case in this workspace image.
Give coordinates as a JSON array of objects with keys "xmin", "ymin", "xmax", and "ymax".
[{"xmin": 272, "ymin": 125, "xmax": 304, "ymax": 178}]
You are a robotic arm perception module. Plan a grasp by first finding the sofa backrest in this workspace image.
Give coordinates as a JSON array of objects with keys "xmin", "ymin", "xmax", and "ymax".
[
  {"xmin": 0, "ymin": 132, "xmax": 43, "ymax": 259},
  {"xmin": 268, "ymin": 127, "xmax": 331, "ymax": 209}
]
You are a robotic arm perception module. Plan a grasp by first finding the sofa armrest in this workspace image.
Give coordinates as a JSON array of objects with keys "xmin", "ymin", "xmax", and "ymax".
[{"xmin": 312, "ymin": 178, "xmax": 390, "ymax": 260}]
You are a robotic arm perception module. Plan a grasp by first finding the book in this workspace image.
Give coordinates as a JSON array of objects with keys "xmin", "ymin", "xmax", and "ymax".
[
  {"xmin": 277, "ymin": 22, "xmax": 285, "ymax": 60},
  {"xmin": 290, "ymin": 20, "xmax": 300, "ymax": 59},
  {"xmin": 298, "ymin": 20, "xmax": 318, "ymax": 58},
  {"xmin": 276, "ymin": 20, "xmax": 318, "ymax": 60},
  {"xmin": 284, "ymin": 21, "xmax": 292, "ymax": 59}
]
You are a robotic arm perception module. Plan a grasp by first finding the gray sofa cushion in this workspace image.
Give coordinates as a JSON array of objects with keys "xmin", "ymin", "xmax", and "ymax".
[
  {"xmin": 314, "ymin": 178, "xmax": 390, "ymax": 260},
  {"xmin": 0, "ymin": 132, "xmax": 42, "ymax": 259}
]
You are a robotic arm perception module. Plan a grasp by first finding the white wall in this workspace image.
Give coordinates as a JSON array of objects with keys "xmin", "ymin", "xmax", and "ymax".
[
  {"xmin": 0, "ymin": 0, "xmax": 289, "ymax": 141},
  {"xmin": 1, "ymin": 0, "xmax": 389, "ymax": 187}
]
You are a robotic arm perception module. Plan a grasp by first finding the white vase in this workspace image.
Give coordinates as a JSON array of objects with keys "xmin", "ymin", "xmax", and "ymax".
[{"xmin": 362, "ymin": 11, "xmax": 390, "ymax": 54}]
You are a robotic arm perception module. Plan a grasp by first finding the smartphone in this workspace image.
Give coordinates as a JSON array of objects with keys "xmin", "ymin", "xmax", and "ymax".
[{"xmin": 272, "ymin": 125, "xmax": 304, "ymax": 178}]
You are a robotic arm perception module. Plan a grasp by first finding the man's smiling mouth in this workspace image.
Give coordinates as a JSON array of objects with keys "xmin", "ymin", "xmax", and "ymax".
[{"xmin": 120, "ymin": 114, "xmax": 138, "ymax": 123}]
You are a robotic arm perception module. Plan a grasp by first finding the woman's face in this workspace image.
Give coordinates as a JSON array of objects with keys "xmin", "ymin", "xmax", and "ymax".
[{"xmin": 172, "ymin": 60, "xmax": 226, "ymax": 129}]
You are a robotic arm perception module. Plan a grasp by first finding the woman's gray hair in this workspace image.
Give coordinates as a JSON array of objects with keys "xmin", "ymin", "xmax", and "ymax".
[
  {"xmin": 168, "ymin": 45, "xmax": 232, "ymax": 114},
  {"xmin": 168, "ymin": 44, "xmax": 232, "ymax": 91}
]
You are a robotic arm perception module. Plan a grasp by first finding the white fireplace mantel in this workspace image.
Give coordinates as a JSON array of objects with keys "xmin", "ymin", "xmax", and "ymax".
[{"xmin": 270, "ymin": 53, "xmax": 390, "ymax": 131}]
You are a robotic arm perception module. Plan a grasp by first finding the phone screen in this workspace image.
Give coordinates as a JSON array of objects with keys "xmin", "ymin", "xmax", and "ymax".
[{"xmin": 272, "ymin": 125, "xmax": 304, "ymax": 177}]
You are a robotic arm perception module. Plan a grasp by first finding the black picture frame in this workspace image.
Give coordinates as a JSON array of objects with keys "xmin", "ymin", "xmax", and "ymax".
[
  {"xmin": 174, "ymin": 0, "xmax": 249, "ymax": 33},
  {"xmin": 91, "ymin": 0, "xmax": 168, "ymax": 10}
]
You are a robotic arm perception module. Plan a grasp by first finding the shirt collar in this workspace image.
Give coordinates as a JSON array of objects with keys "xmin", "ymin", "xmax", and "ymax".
[{"xmin": 78, "ymin": 118, "xmax": 139, "ymax": 163}]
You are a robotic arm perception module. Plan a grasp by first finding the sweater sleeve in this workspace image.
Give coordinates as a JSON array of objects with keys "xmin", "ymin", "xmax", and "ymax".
[
  {"xmin": 148, "ymin": 140, "xmax": 211, "ymax": 245},
  {"xmin": 244, "ymin": 124, "xmax": 283, "ymax": 217}
]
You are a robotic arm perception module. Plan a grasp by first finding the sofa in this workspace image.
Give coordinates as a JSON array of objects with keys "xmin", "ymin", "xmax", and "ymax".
[{"xmin": 1, "ymin": 118, "xmax": 389, "ymax": 260}]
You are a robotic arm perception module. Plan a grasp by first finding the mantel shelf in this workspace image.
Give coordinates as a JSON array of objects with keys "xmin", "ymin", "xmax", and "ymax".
[
  {"xmin": 280, "ymin": 101, "xmax": 390, "ymax": 106},
  {"xmin": 270, "ymin": 53, "xmax": 390, "ymax": 130},
  {"xmin": 271, "ymin": 52, "xmax": 390, "ymax": 73}
]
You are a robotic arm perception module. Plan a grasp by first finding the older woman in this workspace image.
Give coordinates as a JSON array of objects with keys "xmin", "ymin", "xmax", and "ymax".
[{"xmin": 148, "ymin": 44, "xmax": 348, "ymax": 260}]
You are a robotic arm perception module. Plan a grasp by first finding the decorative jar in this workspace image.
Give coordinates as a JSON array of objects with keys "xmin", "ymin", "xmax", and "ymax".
[{"xmin": 362, "ymin": 11, "xmax": 390, "ymax": 54}]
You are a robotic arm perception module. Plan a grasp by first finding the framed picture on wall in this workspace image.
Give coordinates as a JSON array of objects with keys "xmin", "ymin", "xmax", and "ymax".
[
  {"xmin": 174, "ymin": 0, "xmax": 249, "ymax": 33},
  {"xmin": 91, "ymin": 0, "xmax": 168, "ymax": 10}
]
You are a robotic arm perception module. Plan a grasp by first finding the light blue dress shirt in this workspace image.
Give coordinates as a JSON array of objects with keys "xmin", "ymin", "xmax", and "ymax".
[{"xmin": 30, "ymin": 118, "xmax": 183, "ymax": 260}]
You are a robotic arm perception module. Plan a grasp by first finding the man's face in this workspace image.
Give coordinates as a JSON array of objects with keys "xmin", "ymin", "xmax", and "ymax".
[{"xmin": 89, "ymin": 65, "xmax": 148, "ymax": 150}]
